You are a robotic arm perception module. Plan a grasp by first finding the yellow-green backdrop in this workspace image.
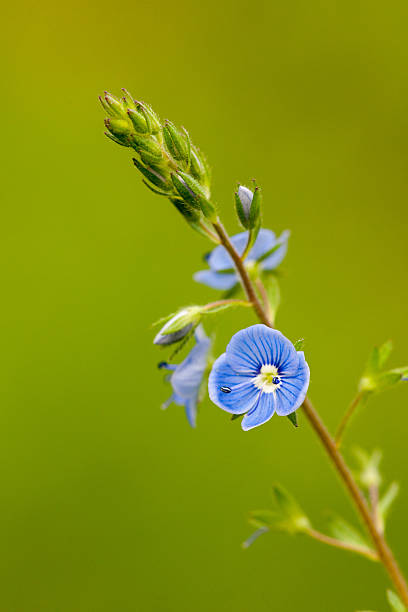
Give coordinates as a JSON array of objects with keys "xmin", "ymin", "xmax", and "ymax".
[{"xmin": 3, "ymin": 1, "xmax": 408, "ymax": 610}]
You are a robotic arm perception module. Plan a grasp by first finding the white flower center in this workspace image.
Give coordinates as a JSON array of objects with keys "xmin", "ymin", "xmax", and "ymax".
[{"xmin": 252, "ymin": 364, "xmax": 281, "ymax": 393}]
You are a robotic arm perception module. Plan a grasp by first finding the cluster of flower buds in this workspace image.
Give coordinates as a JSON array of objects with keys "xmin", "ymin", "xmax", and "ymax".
[{"xmin": 100, "ymin": 90, "xmax": 216, "ymax": 227}]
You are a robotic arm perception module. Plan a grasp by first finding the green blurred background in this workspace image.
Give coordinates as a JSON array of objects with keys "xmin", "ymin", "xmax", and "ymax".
[{"xmin": 2, "ymin": 0, "xmax": 408, "ymax": 610}]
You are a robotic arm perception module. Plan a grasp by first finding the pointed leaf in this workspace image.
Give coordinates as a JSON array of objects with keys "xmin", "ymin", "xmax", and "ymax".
[
  {"xmin": 287, "ymin": 411, "xmax": 298, "ymax": 428},
  {"xmin": 327, "ymin": 515, "xmax": 371, "ymax": 550},
  {"xmin": 378, "ymin": 482, "xmax": 399, "ymax": 532}
]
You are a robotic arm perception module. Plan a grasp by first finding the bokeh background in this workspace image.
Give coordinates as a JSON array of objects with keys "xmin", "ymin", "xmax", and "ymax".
[{"xmin": 3, "ymin": 0, "xmax": 408, "ymax": 610}]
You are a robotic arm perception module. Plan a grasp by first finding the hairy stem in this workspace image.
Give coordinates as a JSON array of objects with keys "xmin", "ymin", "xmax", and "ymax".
[
  {"xmin": 305, "ymin": 527, "xmax": 379, "ymax": 562},
  {"xmin": 212, "ymin": 220, "xmax": 408, "ymax": 606},
  {"xmin": 212, "ymin": 219, "xmax": 271, "ymax": 326},
  {"xmin": 202, "ymin": 299, "xmax": 251, "ymax": 311}
]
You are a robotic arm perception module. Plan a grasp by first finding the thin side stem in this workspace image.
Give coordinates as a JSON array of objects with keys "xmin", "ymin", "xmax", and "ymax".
[
  {"xmin": 335, "ymin": 392, "xmax": 364, "ymax": 447},
  {"xmin": 202, "ymin": 299, "xmax": 251, "ymax": 311},
  {"xmin": 212, "ymin": 220, "xmax": 408, "ymax": 606},
  {"xmin": 305, "ymin": 528, "xmax": 379, "ymax": 562}
]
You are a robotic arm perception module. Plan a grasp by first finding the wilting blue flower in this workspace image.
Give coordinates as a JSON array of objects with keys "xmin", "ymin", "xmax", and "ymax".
[
  {"xmin": 208, "ymin": 324, "xmax": 309, "ymax": 431},
  {"xmin": 159, "ymin": 326, "xmax": 211, "ymax": 427},
  {"xmin": 194, "ymin": 229, "xmax": 290, "ymax": 291}
]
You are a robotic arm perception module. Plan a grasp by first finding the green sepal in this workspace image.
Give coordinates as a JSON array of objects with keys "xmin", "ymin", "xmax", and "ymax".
[
  {"xmin": 172, "ymin": 172, "xmax": 216, "ymax": 220},
  {"xmin": 189, "ymin": 147, "xmax": 207, "ymax": 183},
  {"xmin": 170, "ymin": 197, "xmax": 201, "ymax": 224},
  {"xmin": 293, "ymin": 338, "xmax": 305, "ymax": 351},
  {"xmin": 104, "ymin": 118, "xmax": 133, "ymax": 145},
  {"xmin": 103, "ymin": 93, "xmax": 127, "ymax": 118},
  {"xmin": 287, "ymin": 411, "xmax": 298, "ymax": 427},
  {"xmin": 163, "ymin": 120, "xmax": 188, "ymax": 163},
  {"xmin": 127, "ymin": 108, "xmax": 149, "ymax": 134},
  {"xmin": 170, "ymin": 173, "xmax": 202, "ymax": 210},
  {"xmin": 104, "ymin": 131, "xmax": 129, "ymax": 147},
  {"xmin": 132, "ymin": 158, "xmax": 171, "ymax": 191},
  {"xmin": 161, "ymin": 307, "xmax": 201, "ymax": 334},
  {"xmin": 234, "ymin": 190, "xmax": 249, "ymax": 228},
  {"xmin": 249, "ymin": 186, "xmax": 262, "ymax": 229},
  {"xmin": 387, "ymin": 590, "xmax": 406, "ymax": 612}
]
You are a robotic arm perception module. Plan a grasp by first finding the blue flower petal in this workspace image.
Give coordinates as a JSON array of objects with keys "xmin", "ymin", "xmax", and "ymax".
[
  {"xmin": 170, "ymin": 327, "xmax": 210, "ymax": 398},
  {"xmin": 275, "ymin": 352, "xmax": 310, "ymax": 416},
  {"xmin": 225, "ymin": 324, "xmax": 299, "ymax": 375},
  {"xmin": 208, "ymin": 354, "xmax": 259, "ymax": 414},
  {"xmin": 241, "ymin": 392, "xmax": 275, "ymax": 431},
  {"xmin": 260, "ymin": 230, "xmax": 290, "ymax": 271},
  {"xmin": 247, "ymin": 229, "xmax": 276, "ymax": 261},
  {"xmin": 193, "ymin": 269, "xmax": 238, "ymax": 291},
  {"xmin": 184, "ymin": 399, "xmax": 197, "ymax": 428},
  {"xmin": 207, "ymin": 232, "xmax": 249, "ymax": 271}
]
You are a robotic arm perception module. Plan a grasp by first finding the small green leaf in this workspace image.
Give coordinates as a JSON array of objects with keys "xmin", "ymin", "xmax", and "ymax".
[
  {"xmin": 387, "ymin": 589, "xmax": 406, "ymax": 612},
  {"xmin": 378, "ymin": 482, "xmax": 399, "ymax": 533},
  {"xmin": 327, "ymin": 515, "xmax": 371, "ymax": 550},
  {"xmin": 293, "ymin": 338, "xmax": 305, "ymax": 351},
  {"xmin": 271, "ymin": 484, "xmax": 311, "ymax": 533}
]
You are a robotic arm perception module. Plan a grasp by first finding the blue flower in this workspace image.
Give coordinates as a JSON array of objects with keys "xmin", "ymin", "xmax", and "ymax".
[
  {"xmin": 159, "ymin": 326, "xmax": 211, "ymax": 427},
  {"xmin": 194, "ymin": 229, "xmax": 290, "ymax": 291},
  {"xmin": 208, "ymin": 324, "xmax": 309, "ymax": 431}
]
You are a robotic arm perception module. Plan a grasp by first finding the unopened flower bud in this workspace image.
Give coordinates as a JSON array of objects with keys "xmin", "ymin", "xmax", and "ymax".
[
  {"xmin": 163, "ymin": 120, "xmax": 188, "ymax": 163},
  {"xmin": 235, "ymin": 184, "xmax": 261, "ymax": 229},
  {"xmin": 172, "ymin": 172, "xmax": 216, "ymax": 220},
  {"xmin": 154, "ymin": 308, "xmax": 201, "ymax": 345},
  {"xmin": 104, "ymin": 118, "xmax": 133, "ymax": 146}
]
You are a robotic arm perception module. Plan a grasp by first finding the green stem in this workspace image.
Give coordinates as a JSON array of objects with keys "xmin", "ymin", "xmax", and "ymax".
[{"xmin": 212, "ymin": 219, "xmax": 408, "ymax": 607}]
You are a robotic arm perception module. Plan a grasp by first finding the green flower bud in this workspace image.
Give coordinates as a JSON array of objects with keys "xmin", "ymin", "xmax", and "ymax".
[
  {"xmin": 103, "ymin": 93, "xmax": 127, "ymax": 118},
  {"xmin": 132, "ymin": 158, "xmax": 172, "ymax": 191},
  {"xmin": 154, "ymin": 307, "xmax": 201, "ymax": 346},
  {"xmin": 170, "ymin": 197, "xmax": 202, "ymax": 224},
  {"xmin": 104, "ymin": 118, "xmax": 133, "ymax": 146},
  {"xmin": 173, "ymin": 171, "xmax": 215, "ymax": 219},
  {"xmin": 127, "ymin": 108, "xmax": 149, "ymax": 134},
  {"xmin": 163, "ymin": 120, "xmax": 188, "ymax": 163},
  {"xmin": 235, "ymin": 185, "xmax": 261, "ymax": 229}
]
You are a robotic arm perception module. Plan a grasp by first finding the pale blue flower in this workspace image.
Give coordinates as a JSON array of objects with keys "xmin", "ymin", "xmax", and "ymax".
[
  {"xmin": 208, "ymin": 324, "xmax": 309, "ymax": 431},
  {"xmin": 194, "ymin": 229, "xmax": 290, "ymax": 291},
  {"xmin": 159, "ymin": 326, "xmax": 211, "ymax": 427}
]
